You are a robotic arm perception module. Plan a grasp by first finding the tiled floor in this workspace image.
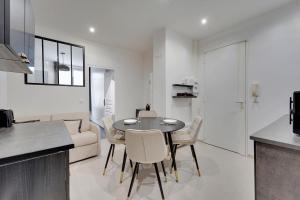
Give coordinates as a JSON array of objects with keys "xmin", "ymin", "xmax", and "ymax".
[{"xmin": 70, "ymin": 140, "xmax": 254, "ymax": 200}]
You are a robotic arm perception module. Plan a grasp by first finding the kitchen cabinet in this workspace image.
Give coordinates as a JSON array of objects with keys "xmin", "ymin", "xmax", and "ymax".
[
  {"xmin": 9, "ymin": 0, "xmax": 35, "ymax": 65},
  {"xmin": 1, "ymin": 0, "xmax": 35, "ymax": 66},
  {"xmin": 0, "ymin": 1, "xmax": 4, "ymax": 42},
  {"xmin": 251, "ymin": 115, "xmax": 300, "ymax": 200},
  {"xmin": 9, "ymin": 0, "xmax": 25, "ymax": 57},
  {"xmin": 0, "ymin": 121, "xmax": 74, "ymax": 200},
  {"xmin": 24, "ymin": 0, "xmax": 35, "ymax": 65}
]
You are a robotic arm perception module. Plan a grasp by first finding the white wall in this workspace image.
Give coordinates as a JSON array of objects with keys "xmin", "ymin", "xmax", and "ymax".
[
  {"xmin": 142, "ymin": 49, "xmax": 153, "ymax": 106},
  {"xmin": 198, "ymin": 1, "xmax": 300, "ymax": 155},
  {"xmin": 6, "ymin": 25, "xmax": 145, "ymax": 120},
  {"xmin": 152, "ymin": 29, "xmax": 198, "ymax": 123},
  {"xmin": 153, "ymin": 30, "xmax": 167, "ymax": 117},
  {"xmin": 165, "ymin": 30, "xmax": 198, "ymax": 123},
  {"xmin": 0, "ymin": 72, "xmax": 7, "ymax": 108}
]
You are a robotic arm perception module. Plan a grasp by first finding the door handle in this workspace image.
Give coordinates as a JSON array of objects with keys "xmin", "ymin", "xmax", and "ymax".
[
  {"xmin": 235, "ymin": 101, "xmax": 244, "ymax": 109},
  {"xmin": 290, "ymin": 97, "xmax": 293, "ymax": 125}
]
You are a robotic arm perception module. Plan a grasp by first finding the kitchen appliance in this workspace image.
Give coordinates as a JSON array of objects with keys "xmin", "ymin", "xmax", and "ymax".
[
  {"xmin": 290, "ymin": 91, "xmax": 300, "ymax": 134},
  {"xmin": 0, "ymin": 109, "xmax": 14, "ymax": 128}
]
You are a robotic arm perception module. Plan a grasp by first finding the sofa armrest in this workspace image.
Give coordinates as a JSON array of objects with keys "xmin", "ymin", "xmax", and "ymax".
[{"xmin": 89, "ymin": 121, "xmax": 101, "ymax": 155}]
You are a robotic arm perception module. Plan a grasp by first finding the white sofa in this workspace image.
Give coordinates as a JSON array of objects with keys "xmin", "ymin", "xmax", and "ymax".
[{"xmin": 15, "ymin": 112, "xmax": 101, "ymax": 163}]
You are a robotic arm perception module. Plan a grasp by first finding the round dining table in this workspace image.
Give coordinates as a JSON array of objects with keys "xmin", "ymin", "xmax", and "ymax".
[{"xmin": 113, "ymin": 117, "xmax": 185, "ymax": 182}]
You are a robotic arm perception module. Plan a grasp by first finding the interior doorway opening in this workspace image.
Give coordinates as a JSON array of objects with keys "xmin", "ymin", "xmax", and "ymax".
[{"xmin": 89, "ymin": 67, "xmax": 115, "ymax": 129}]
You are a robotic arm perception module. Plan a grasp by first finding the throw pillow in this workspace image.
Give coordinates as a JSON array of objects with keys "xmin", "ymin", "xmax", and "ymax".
[{"xmin": 64, "ymin": 119, "xmax": 82, "ymax": 135}]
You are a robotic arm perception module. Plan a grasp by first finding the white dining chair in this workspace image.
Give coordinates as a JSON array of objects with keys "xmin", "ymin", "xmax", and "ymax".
[
  {"xmin": 125, "ymin": 129, "xmax": 168, "ymax": 200},
  {"xmin": 138, "ymin": 110, "xmax": 158, "ymax": 118},
  {"xmin": 171, "ymin": 116, "xmax": 203, "ymax": 177},
  {"xmin": 102, "ymin": 116, "xmax": 133, "ymax": 183}
]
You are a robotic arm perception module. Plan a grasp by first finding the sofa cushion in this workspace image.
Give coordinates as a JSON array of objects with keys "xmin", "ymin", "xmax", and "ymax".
[
  {"xmin": 71, "ymin": 131, "xmax": 98, "ymax": 147},
  {"xmin": 64, "ymin": 120, "xmax": 82, "ymax": 135},
  {"xmin": 52, "ymin": 112, "xmax": 90, "ymax": 132}
]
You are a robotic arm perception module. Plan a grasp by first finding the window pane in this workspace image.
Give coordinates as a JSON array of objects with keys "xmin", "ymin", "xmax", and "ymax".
[
  {"xmin": 43, "ymin": 40, "xmax": 58, "ymax": 84},
  {"xmin": 58, "ymin": 44, "xmax": 71, "ymax": 85},
  {"xmin": 24, "ymin": 37, "xmax": 84, "ymax": 87},
  {"xmin": 72, "ymin": 46, "xmax": 84, "ymax": 86},
  {"xmin": 27, "ymin": 38, "xmax": 43, "ymax": 83}
]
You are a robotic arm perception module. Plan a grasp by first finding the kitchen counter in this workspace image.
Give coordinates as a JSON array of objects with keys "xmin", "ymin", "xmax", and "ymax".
[
  {"xmin": 250, "ymin": 115, "xmax": 300, "ymax": 151},
  {"xmin": 250, "ymin": 115, "xmax": 300, "ymax": 200},
  {"xmin": 0, "ymin": 121, "xmax": 74, "ymax": 165},
  {"xmin": 0, "ymin": 121, "xmax": 74, "ymax": 200}
]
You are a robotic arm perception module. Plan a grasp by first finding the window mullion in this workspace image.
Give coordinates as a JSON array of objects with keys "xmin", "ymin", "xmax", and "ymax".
[
  {"xmin": 71, "ymin": 45, "xmax": 73, "ymax": 86},
  {"xmin": 42, "ymin": 39, "xmax": 45, "ymax": 84},
  {"xmin": 57, "ymin": 42, "xmax": 59, "ymax": 85}
]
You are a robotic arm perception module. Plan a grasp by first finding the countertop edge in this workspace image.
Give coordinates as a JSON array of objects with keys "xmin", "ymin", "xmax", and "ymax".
[
  {"xmin": 0, "ymin": 121, "xmax": 75, "ymax": 166},
  {"xmin": 0, "ymin": 143, "xmax": 74, "ymax": 166},
  {"xmin": 250, "ymin": 135, "xmax": 300, "ymax": 151},
  {"xmin": 250, "ymin": 115, "xmax": 300, "ymax": 151}
]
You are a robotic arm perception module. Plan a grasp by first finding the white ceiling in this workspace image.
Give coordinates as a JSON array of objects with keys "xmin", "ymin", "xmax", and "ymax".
[{"xmin": 32, "ymin": 0, "xmax": 294, "ymax": 53}]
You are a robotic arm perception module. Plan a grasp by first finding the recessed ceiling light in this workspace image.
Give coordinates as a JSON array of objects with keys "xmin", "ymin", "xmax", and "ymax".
[
  {"xmin": 89, "ymin": 27, "xmax": 95, "ymax": 33},
  {"xmin": 201, "ymin": 18, "xmax": 207, "ymax": 25}
]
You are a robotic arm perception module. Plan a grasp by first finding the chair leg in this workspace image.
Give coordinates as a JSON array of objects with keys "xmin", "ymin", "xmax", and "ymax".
[
  {"xmin": 130, "ymin": 159, "xmax": 133, "ymax": 169},
  {"xmin": 164, "ymin": 133, "xmax": 168, "ymax": 145},
  {"xmin": 190, "ymin": 145, "xmax": 201, "ymax": 176},
  {"xmin": 111, "ymin": 144, "xmax": 115, "ymax": 161},
  {"xmin": 120, "ymin": 148, "xmax": 127, "ymax": 183},
  {"xmin": 136, "ymin": 162, "xmax": 140, "ymax": 179},
  {"xmin": 161, "ymin": 161, "xmax": 167, "ymax": 182},
  {"xmin": 103, "ymin": 144, "xmax": 113, "ymax": 175},
  {"xmin": 170, "ymin": 144, "xmax": 178, "ymax": 173},
  {"xmin": 126, "ymin": 163, "xmax": 139, "ymax": 200},
  {"xmin": 167, "ymin": 132, "xmax": 179, "ymax": 182},
  {"xmin": 154, "ymin": 163, "xmax": 165, "ymax": 200}
]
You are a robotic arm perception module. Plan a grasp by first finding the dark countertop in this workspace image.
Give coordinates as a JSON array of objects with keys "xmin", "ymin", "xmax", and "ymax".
[
  {"xmin": 250, "ymin": 115, "xmax": 300, "ymax": 151},
  {"xmin": 0, "ymin": 121, "xmax": 74, "ymax": 166}
]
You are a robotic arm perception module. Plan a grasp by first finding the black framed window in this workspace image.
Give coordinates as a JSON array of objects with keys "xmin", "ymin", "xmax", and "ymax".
[{"xmin": 25, "ymin": 36, "xmax": 85, "ymax": 87}]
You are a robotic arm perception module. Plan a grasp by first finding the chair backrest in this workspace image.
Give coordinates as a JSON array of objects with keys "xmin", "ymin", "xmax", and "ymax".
[
  {"xmin": 125, "ymin": 129, "xmax": 167, "ymax": 164},
  {"xmin": 138, "ymin": 110, "xmax": 157, "ymax": 118},
  {"xmin": 102, "ymin": 116, "xmax": 114, "ymax": 141},
  {"xmin": 190, "ymin": 116, "xmax": 203, "ymax": 140}
]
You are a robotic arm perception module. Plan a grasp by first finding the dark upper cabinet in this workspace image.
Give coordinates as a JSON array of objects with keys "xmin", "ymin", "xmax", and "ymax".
[
  {"xmin": 24, "ymin": 0, "xmax": 35, "ymax": 65},
  {"xmin": 0, "ymin": 1, "xmax": 4, "ymax": 42},
  {"xmin": 9, "ymin": 0, "xmax": 25, "ymax": 56},
  {"xmin": 0, "ymin": 0, "xmax": 34, "ymax": 73},
  {"xmin": 9, "ymin": 0, "xmax": 35, "ymax": 65}
]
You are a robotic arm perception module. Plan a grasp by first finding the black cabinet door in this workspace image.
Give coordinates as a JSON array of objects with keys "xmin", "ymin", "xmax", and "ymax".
[
  {"xmin": 9, "ymin": 0, "xmax": 25, "ymax": 55},
  {"xmin": 0, "ymin": 152, "xmax": 68, "ymax": 200},
  {"xmin": 24, "ymin": 0, "xmax": 34, "ymax": 65}
]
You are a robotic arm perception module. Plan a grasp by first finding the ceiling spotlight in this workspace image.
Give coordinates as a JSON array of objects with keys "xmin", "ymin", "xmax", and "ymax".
[
  {"xmin": 89, "ymin": 27, "xmax": 95, "ymax": 33},
  {"xmin": 201, "ymin": 18, "xmax": 207, "ymax": 25}
]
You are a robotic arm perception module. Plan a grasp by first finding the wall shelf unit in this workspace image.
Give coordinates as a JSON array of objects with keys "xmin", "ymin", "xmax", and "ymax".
[
  {"xmin": 172, "ymin": 95, "xmax": 197, "ymax": 98},
  {"xmin": 172, "ymin": 84, "xmax": 194, "ymax": 88},
  {"xmin": 172, "ymin": 83, "xmax": 197, "ymax": 99}
]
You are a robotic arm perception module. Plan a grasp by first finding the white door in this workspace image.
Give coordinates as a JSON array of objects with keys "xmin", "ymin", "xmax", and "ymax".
[{"xmin": 203, "ymin": 42, "xmax": 246, "ymax": 155}]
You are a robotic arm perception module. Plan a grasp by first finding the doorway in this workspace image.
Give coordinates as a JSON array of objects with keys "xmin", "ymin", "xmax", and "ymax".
[
  {"xmin": 203, "ymin": 42, "xmax": 246, "ymax": 155},
  {"xmin": 89, "ymin": 67, "xmax": 115, "ymax": 128}
]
